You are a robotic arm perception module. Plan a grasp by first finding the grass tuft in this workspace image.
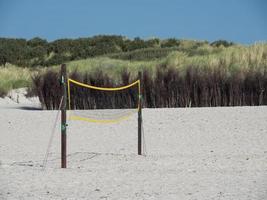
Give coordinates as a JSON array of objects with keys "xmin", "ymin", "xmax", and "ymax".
[{"xmin": 0, "ymin": 64, "xmax": 32, "ymax": 97}]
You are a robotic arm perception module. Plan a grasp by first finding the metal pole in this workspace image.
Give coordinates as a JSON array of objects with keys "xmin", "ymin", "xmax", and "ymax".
[
  {"xmin": 61, "ymin": 64, "xmax": 67, "ymax": 168},
  {"xmin": 138, "ymin": 71, "xmax": 142, "ymax": 155}
]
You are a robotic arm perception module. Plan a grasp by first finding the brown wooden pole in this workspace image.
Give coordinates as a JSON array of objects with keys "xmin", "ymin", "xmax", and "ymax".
[
  {"xmin": 138, "ymin": 71, "xmax": 142, "ymax": 155},
  {"xmin": 61, "ymin": 64, "xmax": 67, "ymax": 168}
]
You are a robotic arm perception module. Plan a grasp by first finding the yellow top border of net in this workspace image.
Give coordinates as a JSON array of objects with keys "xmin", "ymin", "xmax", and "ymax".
[{"xmin": 68, "ymin": 78, "xmax": 140, "ymax": 91}]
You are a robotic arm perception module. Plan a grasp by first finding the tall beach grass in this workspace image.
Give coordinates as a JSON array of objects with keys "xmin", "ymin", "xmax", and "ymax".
[
  {"xmin": 0, "ymin": 64, "xmax": 33, "ymax": 97},
  {"xmin": 31, "ymin": 43, "xmax": 267, "ymax": 109},
  {"xmin": 1, "ymin": 42, "xmax": 267, "ymax": 108}
]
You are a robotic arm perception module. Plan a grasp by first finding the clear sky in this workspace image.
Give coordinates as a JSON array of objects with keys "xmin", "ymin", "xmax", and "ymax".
[{"xmin": 0, "ymin": 0, "xmax": 266, "ymax": 44}]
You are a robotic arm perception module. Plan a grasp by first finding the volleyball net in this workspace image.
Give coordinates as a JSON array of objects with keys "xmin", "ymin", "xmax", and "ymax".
[{"xmin": 67, "ymin": 78, "xmax": 141, "ymax": 124}]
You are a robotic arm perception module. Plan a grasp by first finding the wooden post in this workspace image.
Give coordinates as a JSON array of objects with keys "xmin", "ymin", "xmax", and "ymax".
[
  {"xmin": 138, "ymin": 71, "xmax": 142, "ymax": 155},
  {"xmin": 61, "ymin": 64, "xmax": 67, "ymax": 168}
]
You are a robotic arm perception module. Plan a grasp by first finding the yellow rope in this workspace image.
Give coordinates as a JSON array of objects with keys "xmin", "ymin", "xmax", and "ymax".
[
  {"xmin": 69, "ymin": 110, "xmax": 137, "ymax": 124},
  {"xmin": 68, "ymin": 78, "xmax": 140, "ymax": 91}
]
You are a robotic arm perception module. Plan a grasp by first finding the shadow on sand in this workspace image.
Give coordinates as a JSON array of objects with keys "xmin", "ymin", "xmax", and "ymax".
[{"xmin": 18, "ymin": 106, "xmax": 42, "ymax": 111}]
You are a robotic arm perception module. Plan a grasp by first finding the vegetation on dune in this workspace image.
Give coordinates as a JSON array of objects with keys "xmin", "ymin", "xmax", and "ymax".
[
  {"xmin": 1, "ymin": 34, "xmax": 267, "ymax": 108},
  {"xmin": 30, "ymin": 42, "xmax": 267, "ymax": 109},
  {"xmin": 0, "ymin": 35, "xmax": 232, "ymax": 68},
  {"xmin": 0, "ymin": 64, "xmax": 33, "ymax": 97},
  {"xmin": 32, "ymin": 63, "xmax": 267, "ymax": 109}
]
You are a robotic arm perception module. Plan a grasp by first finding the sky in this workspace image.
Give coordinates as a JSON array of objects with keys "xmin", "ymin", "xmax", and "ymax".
[{"xmin": 0, "ymin": 0, "xmax": 266, "ymax": 44}]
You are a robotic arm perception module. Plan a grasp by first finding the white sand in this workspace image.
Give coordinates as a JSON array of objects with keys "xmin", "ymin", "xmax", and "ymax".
[
  {"xmin": 0, "ymin": 90, "xmax": 267, "ymax": 199},
  {"xmin": 0, "ymin": 88, "xmax": 41, "ymax": 110}
]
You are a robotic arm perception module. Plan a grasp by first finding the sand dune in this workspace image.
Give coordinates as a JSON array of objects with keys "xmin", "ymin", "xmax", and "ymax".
[{"xmin": 0, "ymin": 91, "xmax": 267, "ymax": 199}]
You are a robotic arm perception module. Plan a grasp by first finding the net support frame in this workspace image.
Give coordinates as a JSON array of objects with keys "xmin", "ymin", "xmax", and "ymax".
[
  {"xmin": 61, "ymin": 64, "xmax": 67, "ymax": 168},
  {"xmin": 138, "ymin": 71, "xmax": 143, "ymax": 155},
  {"xmin": 63, "ymin": 67, "xmax": 144, "ymax": 168}
]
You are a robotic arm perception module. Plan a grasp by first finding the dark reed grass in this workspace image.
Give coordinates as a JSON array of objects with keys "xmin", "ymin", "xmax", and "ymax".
[{"xmin": 31, "ymin": 66, "xmax": 267, "ymax": 110}]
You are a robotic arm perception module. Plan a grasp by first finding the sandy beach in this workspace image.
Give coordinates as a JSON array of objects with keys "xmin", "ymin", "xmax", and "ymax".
[{"xmin": 0, "ymin": 90, "xmax": 267, "ymax": 199}]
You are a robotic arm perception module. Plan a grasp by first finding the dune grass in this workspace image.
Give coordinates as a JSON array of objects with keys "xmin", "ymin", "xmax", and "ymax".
[
  {"xmin": 0, "ymin": 42, "xmax": 267, "ymax": 99},
  {"xmin": 63, "ymin": 42, "xmax": 267, "ymax": 77},
  {"xmin": 63, "ymin": 57, "xmax": 161, "ymax": 81},
  {"xmin": 0, "ymin": 64, "xmax": 34, "ymax": 97},
  {"xmin": 34, "ymin": 43, "xmax": 267, "ymax": 109},
  {"xmin": 39, "ymin": 42, "xmax": 267, "ymax": 81}
]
